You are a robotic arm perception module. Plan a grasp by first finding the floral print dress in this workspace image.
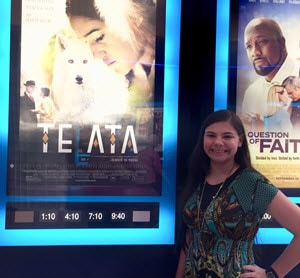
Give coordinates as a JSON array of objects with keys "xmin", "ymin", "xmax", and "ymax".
[{"xmin": 182, "ymin": 168, "xmax": 278, "ymax": 277}]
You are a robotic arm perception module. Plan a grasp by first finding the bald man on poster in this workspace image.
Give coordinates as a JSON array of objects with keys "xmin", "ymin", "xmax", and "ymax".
[{"xmin": 241, "ymin": 17, "xmax": 299, "ymax": 128}]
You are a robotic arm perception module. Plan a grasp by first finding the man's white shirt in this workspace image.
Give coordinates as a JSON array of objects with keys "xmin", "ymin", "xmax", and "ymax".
[{"xmin": 241, "ymin": 56, "xmax": 299, "ymax": 117}]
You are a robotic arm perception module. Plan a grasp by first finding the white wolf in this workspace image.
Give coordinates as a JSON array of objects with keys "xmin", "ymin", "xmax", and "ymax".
[{"xmin": 51, "ymin": 33, "xmax": 130, "ymax": 123}]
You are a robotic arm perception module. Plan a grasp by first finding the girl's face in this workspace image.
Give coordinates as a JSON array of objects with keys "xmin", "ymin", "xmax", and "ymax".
[
  {"xmin": 203, "ymin": 121, "xmax": 242, "ymax": 164},
  {"xmin": 69, "ymin": 16, "xmax": 141, "ymax": 76},
  {"xmin": 277, "ymin": 88, "xmax": 290, "ymax": 104}
]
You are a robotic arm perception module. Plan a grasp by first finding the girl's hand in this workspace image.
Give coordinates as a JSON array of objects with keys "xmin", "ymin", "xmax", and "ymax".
[{"xmin": 240, "ymin": 264, "xmax": 266, "ymax": 277}]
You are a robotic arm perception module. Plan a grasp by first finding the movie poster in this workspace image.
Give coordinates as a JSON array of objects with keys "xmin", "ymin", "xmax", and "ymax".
[
  {"xmin": 236, "ymin": 0, "xmax": 300, "ymax": 188},
  {"xmin": 8, "ymin": 0, "xmax": 164, "ymax": 196}
]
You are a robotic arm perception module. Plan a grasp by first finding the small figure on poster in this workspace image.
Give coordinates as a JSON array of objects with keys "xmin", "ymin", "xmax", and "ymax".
[
  {"xmin": 32, "ymin": 87, "xmax": 56, "ymax": 123},
  {"xmin": 282, "ymin": 75, "xmax": 300, "ymax": 131},
  {"xmin": 264, "ymin": 84, "xmax": 292, "ymax": 132},
  {"xmin": 20, "ymin": 80, "xmax": 38, "ymax": 124}
]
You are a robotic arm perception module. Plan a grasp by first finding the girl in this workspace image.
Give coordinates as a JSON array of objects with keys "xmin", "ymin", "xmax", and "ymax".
[{"xmin": 176, "ymin": 110, "xmax": 300, "ymax": 277}]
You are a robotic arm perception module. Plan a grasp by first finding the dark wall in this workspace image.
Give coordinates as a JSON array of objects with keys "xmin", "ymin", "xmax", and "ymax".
[
  {"xmin": 0, "ymin": 246, "xmax": 177, "ymax": 277},
  {"xmin": 176, "ymin": 0, "xmax": 216, "ymax": 190},
  {"xmin": 1, "ymin": 1, "xmax": 300, "ymax": 278}
]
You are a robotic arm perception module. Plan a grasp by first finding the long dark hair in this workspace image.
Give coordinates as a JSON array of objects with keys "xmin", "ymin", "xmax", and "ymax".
[
  {"xmin": 175, "ymin": 110, "xmax": 253, "ymax": 254},
  {"xmin": 66, "ymin": 0, "xmax": 99, "ymax": 20}
]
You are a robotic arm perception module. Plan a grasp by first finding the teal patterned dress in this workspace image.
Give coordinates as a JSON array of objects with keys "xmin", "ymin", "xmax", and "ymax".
[{"xmin": 182, "ymin": 167, "xmax": 278, "ymax": 277}]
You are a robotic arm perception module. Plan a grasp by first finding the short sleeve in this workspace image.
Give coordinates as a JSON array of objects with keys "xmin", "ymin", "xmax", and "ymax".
[
  {"xmin": 253, "ymin": 178, "xmax": 279, "ymax": 216},
  {"xmin": 232, "ymin": 168, "xmax": 278, "ymax": 216}
]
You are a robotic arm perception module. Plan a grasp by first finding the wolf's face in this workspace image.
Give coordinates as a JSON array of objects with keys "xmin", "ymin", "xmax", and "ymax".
[
  {"xmin": 51, "ymin": 34, "xmax": 129, "ymax": 123},
  {"xmin": 53, "ymin": 35, "xmax": 95, "ymax": 88}
]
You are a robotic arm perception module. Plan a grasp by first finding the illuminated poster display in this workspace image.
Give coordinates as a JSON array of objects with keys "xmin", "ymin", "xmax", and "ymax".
[
  {"xmin": 0, "ymin": 0, "xmax": 181, "ymax": 245},
  {"xmin": 13, "ymin": 0, "xmax": 163, "ymax": 197},
  {"xmin": 235, "ymin": 0, "xmax": 300, "ymax": 191},
  {"xmin": 214, "ymin": 0, "xmax": 300, "ymax": 243}
]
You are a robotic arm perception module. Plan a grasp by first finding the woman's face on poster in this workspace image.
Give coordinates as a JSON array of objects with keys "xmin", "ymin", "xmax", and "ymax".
[
  {"xmin": 277, "ymin": 88, "xmax": 290, "ymax": 104},
  {"xmin": 69, "ymin": 16, "xmax": 141, "ymax": 76}
]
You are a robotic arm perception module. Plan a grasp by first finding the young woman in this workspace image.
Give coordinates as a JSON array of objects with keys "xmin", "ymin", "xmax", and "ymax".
[
  {"xmin": 176, "ymin": 110, "xmax": 300, "ymax": 277},
  {"xmin": 65, "ymin": 0, "xmax": 156, "ymax": 108},
  {"xmin": 33, "ymin": 87, "xmax": 55, "ymax": 123}
]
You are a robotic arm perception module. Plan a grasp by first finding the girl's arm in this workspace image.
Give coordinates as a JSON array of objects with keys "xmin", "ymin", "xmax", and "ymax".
[
  {"xmin": 175, "ymin": 229, "xmax": 192, "ymax": 278},
  {"xmin": 265, "ymin": 190, "xmax": 300, "ymax": 277},
  {"xmin": 242, "ymin": 191, "xmax": 300, "ymax": 278}
]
